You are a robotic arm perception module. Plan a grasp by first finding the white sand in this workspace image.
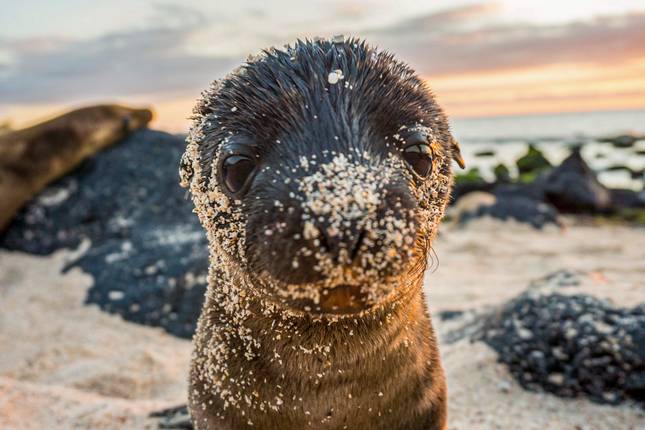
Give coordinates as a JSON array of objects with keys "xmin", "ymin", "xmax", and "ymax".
[
  {"xmin": 427, "ymin": 217, "xmax": 645, "ymax": 311},
  {"xmin": 0, "ymin": 249, "xmax": 191, "ymax": 430},
  {"xmin": 1, "ymin": 219, "xmax": 644, "ymax": 429}
]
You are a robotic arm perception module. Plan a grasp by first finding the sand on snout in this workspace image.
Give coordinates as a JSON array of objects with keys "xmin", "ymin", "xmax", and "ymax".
[
  {"xmin": 0, "ymin": 219, "xmax": 644, "ymax": 429},
  {"xmin": 0, "ymin": 248, "xmax": 191, "ymax": 430}
]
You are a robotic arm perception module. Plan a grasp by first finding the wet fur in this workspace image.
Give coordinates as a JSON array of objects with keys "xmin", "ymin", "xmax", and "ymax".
[
  {"xmin": 190, "ymin": 277, "xmax": 447, "ymax": 430},
  {"xmin": 182, "ymin": 38, "xmax": 460, "ymax": 430}
]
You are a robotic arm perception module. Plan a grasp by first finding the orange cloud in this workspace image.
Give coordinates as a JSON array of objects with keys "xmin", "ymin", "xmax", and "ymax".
[{"xmin": 428, "ymin": 60, "xmax": 645, "ymax": 118}]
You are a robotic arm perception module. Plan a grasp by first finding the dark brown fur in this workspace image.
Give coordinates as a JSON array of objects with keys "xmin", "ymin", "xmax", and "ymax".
[
  {"xmin": 183, "ymin": 38, "xmax": 461, "ymax": 430},
  {"xmin": 189, "ymin": 275, "xmax": 447, "ymax": 429}
]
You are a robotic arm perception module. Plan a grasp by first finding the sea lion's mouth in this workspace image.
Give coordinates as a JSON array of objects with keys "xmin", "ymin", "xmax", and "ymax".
[
  {"xmin": 318, "ymin": 283, "xmax": 366, "ymax": 314},
  {"xmin": 247, "ymin": 267, "xmax": 419, "ymax": 317}
]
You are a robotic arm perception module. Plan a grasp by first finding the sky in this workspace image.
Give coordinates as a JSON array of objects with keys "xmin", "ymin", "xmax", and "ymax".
[{"xmin": 1, "ymin": 0, "xmax": 645, "ymax": 132}]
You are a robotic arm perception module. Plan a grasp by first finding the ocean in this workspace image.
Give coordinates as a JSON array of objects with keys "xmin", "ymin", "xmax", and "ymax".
[{"xmin": 449, "ymin": 109, "xmax": 645, "ymax": 190}]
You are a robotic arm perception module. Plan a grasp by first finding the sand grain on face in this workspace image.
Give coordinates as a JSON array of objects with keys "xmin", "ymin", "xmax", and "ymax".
[
  {"xmin": 292, "ymin": 153, "xmax": 416, "ymax": 298},
  {"xmin": 327, "ymin": 69, "xmax": 344, "ymax": 85}
]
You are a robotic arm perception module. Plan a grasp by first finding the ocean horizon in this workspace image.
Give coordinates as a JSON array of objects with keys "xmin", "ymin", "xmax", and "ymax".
[
  {"xmin": 451, "ymin": 108, "xmax": 645, "ymax": 144},
  {"xmin": 448, "ymin": 108, "xmax": 645, "ymax": 190}
]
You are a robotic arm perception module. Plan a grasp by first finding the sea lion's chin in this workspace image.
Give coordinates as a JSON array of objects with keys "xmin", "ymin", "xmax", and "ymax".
[
  {"xmin": 258, "ymin": 275, "xmax": 404, "ymax": 317},
  {"xmin": 318, "ymin": 283, "xmax": 370, "ymax": 314}
]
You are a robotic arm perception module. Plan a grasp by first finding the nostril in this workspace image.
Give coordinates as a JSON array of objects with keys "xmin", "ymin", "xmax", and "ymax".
[
  {"xmin": 349, "ymin": 229, "xmax": 366, "ymax": 262},
  {"xmin": 316, "ymin": 226, "xmax": 332, "ymax": 254},
  {"xmin": 310, "ymin": 222, "xmax": 365, "ymax": 265}
]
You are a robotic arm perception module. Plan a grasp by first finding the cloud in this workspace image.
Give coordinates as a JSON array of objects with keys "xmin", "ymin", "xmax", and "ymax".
[
  {"xmin": 373, "ymin": 2, "xmax": 500, "ymax": 35},
  {"xmin": 0, "ymin": 4, "xmax": 238, "ymax": 104},
  {"xmin": 2, "ymin": 1, "xmax": 645, "ymax": 109},
  {"xmin": 368, "ymin": 7, "xmax": 645, "ymax": 76}
]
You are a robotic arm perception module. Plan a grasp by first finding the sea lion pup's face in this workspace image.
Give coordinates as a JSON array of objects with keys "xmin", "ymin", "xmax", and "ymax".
[{"xmin": 181, "ymin": 38, "xmax": 463, "ymax": 316}]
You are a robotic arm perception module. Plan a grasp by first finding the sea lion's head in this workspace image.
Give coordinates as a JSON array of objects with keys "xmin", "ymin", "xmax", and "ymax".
[{"xmin": 181, "ymin": 38, "xmax": 463, "ymax": 316}]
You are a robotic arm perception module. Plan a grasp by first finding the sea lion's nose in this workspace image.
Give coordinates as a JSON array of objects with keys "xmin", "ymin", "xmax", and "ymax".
[
  {"xmin": 315, "ymin": 221, "xmax": 366, "ymax": 265},
  {"xmin": 348, "ymin": 229, "xmax": 366, "ymax": 261}
]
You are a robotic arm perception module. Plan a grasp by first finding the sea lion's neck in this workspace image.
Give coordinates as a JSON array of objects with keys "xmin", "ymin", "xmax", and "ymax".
[{"xmin": 190, "ymin": 269, "xmax": 445, "ymax": 429}]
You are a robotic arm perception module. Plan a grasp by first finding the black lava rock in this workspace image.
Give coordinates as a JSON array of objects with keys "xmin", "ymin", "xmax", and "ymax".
[
  {"xmin": 438, "ymin": 309, "xmax": 464, "ymax": 321},
  {"xmin": 610, "ymin": 189, "xmax": 645, "ymax": 210},
  {"xmin": 468, "ymin": 196, "xmax": 558, "ymax": 229},
  {"xmin": 454, "ymin": 191, "xmax": 560, "ymax": 229},
  {"xmin": 482, "ymin": 195, "xmax": 559, "ymax": 229},
  {"xmin": 0, "ymin": 129, "xmax": 208, "ymax": 338},
  {"xmin": 474, "ymin": 149, "xmax": 495, "ymax": 157},
  {"xmin": 451, "ymin": 167, "xmax": 495, "ymax": 202},
  {"xmin": 543, "ymin": 148, "xmax": 612, "ymax": 213},
  {"xmin": 598, "ymin": 134, "xmax": 640, "ymax": 148},
  {"xmin": 480, "ymin": 272, "xmax": 645, "ymax": 406},
  {"xmin": 151, "ymin": 405, "xmax": 192, "ymax": 429},
  {"xmin": 494, "ymin": 179, "xmax": 548, "ymax": 204}
]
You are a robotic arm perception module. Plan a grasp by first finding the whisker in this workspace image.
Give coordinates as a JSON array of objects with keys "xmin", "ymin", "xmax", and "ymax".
[{"xmin": 427, "ymin": 246, "xmax": 440, "ymax": 274}]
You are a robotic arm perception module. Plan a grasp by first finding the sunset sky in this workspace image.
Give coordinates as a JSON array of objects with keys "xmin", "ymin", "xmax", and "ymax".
[{"xmin": 2, "ymin": 0, "xmax": 645, "ymax": 132}]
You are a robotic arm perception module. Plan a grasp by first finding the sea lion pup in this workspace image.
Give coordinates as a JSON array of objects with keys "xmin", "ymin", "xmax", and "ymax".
[
  {"xmin": 180, "ymin": 37, "xmax": 464, "ymax": 430},
  {"xmin": 0, "ymin": 105, "xmax": 153, "ymax": 232}
]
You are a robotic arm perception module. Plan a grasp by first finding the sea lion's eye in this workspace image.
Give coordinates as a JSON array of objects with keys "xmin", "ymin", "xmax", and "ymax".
[
  {"xmin": 403, "ymin": 143, "xmax": 433, "ymax": 178},
  {"xmin": 222, "ymin": 155, "xmax": 256, "ymax": 194}
]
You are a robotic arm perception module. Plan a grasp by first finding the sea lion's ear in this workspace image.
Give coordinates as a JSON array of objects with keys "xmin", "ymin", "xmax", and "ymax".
[{"xmin": 450, "ymin": 136, "xmax": 465, "ymax": 169}]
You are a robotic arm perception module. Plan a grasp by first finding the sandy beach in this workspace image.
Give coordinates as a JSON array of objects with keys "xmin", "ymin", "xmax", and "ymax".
[
  {"xmin": 430, "ymin": 219, "xmax": 645, "ymax": 430},
  {"xmin": 0, "ymin": 249, "xmax": 191, "ymax": 430},
  {"xmin": 3, "ymin": 2, "xmax": 645, "ymax": 428},
  {"xmin": 1, "ymin": 218, "xmax": 643, "ymax": 429}
]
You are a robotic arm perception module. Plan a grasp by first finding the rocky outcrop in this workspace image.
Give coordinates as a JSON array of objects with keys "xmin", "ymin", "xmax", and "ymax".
[
  {"xmin": 598, "ymin": 134, "xmax": 642, "ymax": 148},
  {"xmin": 451, "ymin": 167, "xmax": 495, "ymax": 202},
  {"xmin": 610, "ymin": 189, "xmax": 645, "ymax": 209}
]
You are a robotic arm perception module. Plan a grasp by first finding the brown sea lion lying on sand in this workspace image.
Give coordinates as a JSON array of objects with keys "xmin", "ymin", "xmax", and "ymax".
[
  {"xmin": 0, "ymin": 105, "xmax": 152, "ymax": 232},
  {"xmin": 180, "ymin": 37, "xmax": 464, "ymax": 430}
]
